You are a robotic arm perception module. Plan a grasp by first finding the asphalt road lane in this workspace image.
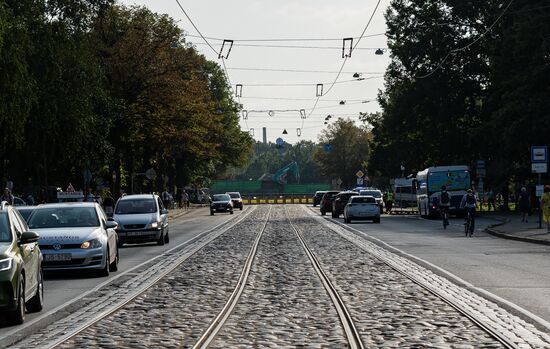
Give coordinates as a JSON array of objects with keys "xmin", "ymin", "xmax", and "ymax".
[
  {"xmin": 15, "ymin": 207, "xmax": 245, "ymax": 327},
  {"xmin": 320, "ymin": 209, "xmax": 550, "ymax": 325}
]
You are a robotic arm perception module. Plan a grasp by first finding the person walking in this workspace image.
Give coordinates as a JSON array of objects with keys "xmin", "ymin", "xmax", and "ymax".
[
  {"xmin": 518, "ymin": 187, "xmax": 530, "ymax": 223},
  {"xmin": 1, "ymin": 188, "xmax": 14, "ymax": 205},
  {"xmin": 541, "ymin": 186, "xmax": 550, "ymax": 232},
  {"xmin": 182, "ymin": 190, "xmax": 189, "ymax": 209},
  {"xmin": 487, "ymin": 188, "xmax": 496, "ymax": 211}
]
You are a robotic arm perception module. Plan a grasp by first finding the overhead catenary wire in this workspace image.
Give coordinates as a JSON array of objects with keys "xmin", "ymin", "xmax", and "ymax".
[
  {"xmin": 193, "ymin": 42, "xmax": 386, "ymax": 50},
  {"xmin": 174, "ymin": 0, "xmax": 218, "ymax": 56},
  {"xmin": 226, "ymin": 67, "xmax": 385, "ymax": 74},
  {"xmin": 185, "ymin": 33, "xmax": 386, "ymax": 42}
]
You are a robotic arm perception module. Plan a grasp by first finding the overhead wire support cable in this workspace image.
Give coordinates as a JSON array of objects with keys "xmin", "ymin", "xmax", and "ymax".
[
  {"xmin": 174, "ymin": 0, "xmax": 218, "ymax": 56},
  {"xmin": 416, "ymin": 0, "xmax": 515, "ymax": 79}
]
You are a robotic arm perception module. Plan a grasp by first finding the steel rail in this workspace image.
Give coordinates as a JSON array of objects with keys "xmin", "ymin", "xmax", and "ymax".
[
  {"xmin": 45, "ymin": 206, "xmax": 258, "ymax": 349},
  {"xmin": 285, "ymin": 206, "xmax": 364, "ymax": 349},
  {"xmin": 308, "ymin": 206, "xmax": 520, "ymax": 349},
  {"xmin": 192, "ymin": 205, "xmax": 273, "ymax": 349}
]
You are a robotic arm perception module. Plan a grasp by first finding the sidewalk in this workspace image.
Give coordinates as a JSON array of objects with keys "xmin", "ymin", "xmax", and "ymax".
[
  {"xmin": 482, "ymin": 211, "xmax": 550, "ymax": 245},
  {"xmin": 167, "ymin": 204, "xmax": 207, "ymax": 220}
]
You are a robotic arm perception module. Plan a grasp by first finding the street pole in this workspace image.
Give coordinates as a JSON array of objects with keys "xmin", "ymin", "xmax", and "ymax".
[{"xmin": 539, "ymin": 173, "xmax": 542, "ymax": 229}]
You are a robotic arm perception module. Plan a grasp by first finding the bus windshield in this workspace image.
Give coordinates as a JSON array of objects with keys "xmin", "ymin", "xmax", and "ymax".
[{"xmin": 428, "ymin": 170, "xmax": 470, "ymax": 192}]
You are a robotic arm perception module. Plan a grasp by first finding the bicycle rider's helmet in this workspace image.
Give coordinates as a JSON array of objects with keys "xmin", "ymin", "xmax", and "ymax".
[
  {"xmin": 467, "ymin": 189, "xmax": 473, "ymax": 193},
  {"xmin": 441, "ymin": 185, "xmax": 447, "ymax": 191}
]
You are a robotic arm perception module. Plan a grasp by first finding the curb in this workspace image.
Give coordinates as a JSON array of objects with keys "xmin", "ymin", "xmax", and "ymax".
[{"xmin": 484, "ymin": 218, "xmax": 550, "ymax": 246}]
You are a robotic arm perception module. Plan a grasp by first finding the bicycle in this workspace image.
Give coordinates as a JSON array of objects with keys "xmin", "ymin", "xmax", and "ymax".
[
  {"xmin": 464, "ymin": 210, "xmax": 474, "ymax": 237},
  {"xmin": 440, "ymin": 207, "xmax": 449, "ymax": 229}
]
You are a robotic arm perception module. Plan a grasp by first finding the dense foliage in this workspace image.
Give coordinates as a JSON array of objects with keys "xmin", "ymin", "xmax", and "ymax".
[
  {"xmin": 315, "ymin": 119, "xmax": 371, "ymax": 188},
  {"xmin": 0, "ymin": 1, "xmax": 252, "ymax": 195},
  {"xmin": 368, "ymin": 0, "xmax": 550, "ymax": 190}
]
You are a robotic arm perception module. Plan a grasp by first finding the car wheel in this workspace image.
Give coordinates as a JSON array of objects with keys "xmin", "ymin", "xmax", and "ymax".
[
  {"xmin": 313, "ymin": 203, "xmax": 317, "ymax": 207},
  {"xmin": 157, "ymin": 231, "xmax": 166, "ymax": 246},
  {"xmin": 164, "ymin": 232, "xmax": 170, "ymax": 244},
  {"xmin": 332, "ymin": 212, "xmax": 338, "ymax": 218},
  {"xmin": 240, "ymin": 206, "xmax": 243, "ymax": 211},
  {"xmin": 321, "ymin": 210, "xmax": 326, "ymax": 216},
  {"xmin": 210, "ymin": 211, "xmax": 214, "ymax": 216},
  {"xmin": 109, "ymin": 246, "xmax": 119, "ymax": 272},
  {"xmin": 117, "ymin": 241, "xmax": 124, "ymax": 248},
  {"xmin": 230, "ymin": 210, "xmax": 234, "ymax": 214},
  {"xmin": 27, "ymin": 269, "xmax": 43, "ymax": 313},
  {"xmin": 7, "ymin": 276, "xmax": 25, "ymax": 325},
  {"xmin": 98, "ymin": 249, "xmax": 110, "ymax": 277},
  {"xmin": 374, "ymin": 217, "xmax": 381, "ymax": 223}
]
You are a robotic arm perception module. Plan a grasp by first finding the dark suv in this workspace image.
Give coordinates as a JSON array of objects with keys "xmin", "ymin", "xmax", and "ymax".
[
  {"xmin": 332, "ymin": 191, "xmax": 359, "ymax": 218},
  {"xmin": 0, "ymin": 202, "xmax": 43, "ymax": 325},
  {"xmin": 313, "ymin": 191, "xmax": 327, "ymax": 207},
  {"xmin": 319, "ymin": 191, "xmax": 340, "ymax": 216}
]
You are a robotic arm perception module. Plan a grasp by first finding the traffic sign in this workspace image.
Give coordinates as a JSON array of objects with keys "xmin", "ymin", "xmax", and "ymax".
[
  {"xmin": 356, "ymin": 170, "xmax": 364, "ymax": 178},
  {"xmin": 336, "ymin": 178, "xmax": 343, "ymax": 185},
  {"xmin": 537, "ymin": 185, "xmax": 544, "ymax": 197},
  {"xmin": 145, "ymin": 168, "xmax": 157, "ymax": 180},
  {"xmin": 476, "ymin": 160, "xmax": 486, "ymax": 169},
  {"xmin": 532, "ymin": 163, "xmax": 548, "ymax": 174},
  {"xmin": 531, "ymin": 146, "xmax": 548, "ymax": 163},
  {"xmin": 476, "ymin": 168, "xmax": 486, "ymax": 178},
  {"xmin": 324, "ymin": 144, "xmax": 333, "ymax": 153},
  {"xmin": 357, "ymin": 178, "xmax": 364, "ymax": 185},
  {"xmin": 276, "ymin": 137, "xmax": 284, "ymax": 147}
]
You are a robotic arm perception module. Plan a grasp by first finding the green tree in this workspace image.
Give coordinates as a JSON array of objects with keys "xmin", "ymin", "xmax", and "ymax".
[{"xmin": 314, "ymin": 118, "xmax": 371, "ymax": 188}]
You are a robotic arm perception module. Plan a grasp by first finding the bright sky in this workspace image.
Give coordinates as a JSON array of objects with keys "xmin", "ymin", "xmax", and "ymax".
[{"xmin": 120, "ymin": 0, "xmax": 391, "ymax": 144}]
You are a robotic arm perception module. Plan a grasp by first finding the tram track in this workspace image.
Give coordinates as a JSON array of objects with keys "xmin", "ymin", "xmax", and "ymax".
[
  {"xmin": 305, "ymin": 205, "xmax": 543, "ymax": 349},
  {"xmin": 36, "ymin": 206, "xmax": 259, "ymax": 349}
]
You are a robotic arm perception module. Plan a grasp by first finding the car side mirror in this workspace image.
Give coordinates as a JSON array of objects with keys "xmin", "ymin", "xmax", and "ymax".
[
  {"xmin": 20, "ymin": 231, "xmax": 39, "ymax": 245},
  {"xmin": 105, "ymin": 220, "xmax": 118, "ymax": 229}
]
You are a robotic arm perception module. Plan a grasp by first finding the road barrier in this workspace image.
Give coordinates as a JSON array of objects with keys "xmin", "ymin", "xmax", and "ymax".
[{"xmin": 242, "ymin": 195, "xmax": 313, "ymax": 205}]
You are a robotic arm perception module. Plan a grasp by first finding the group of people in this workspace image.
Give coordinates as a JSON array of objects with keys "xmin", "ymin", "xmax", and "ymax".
[
  {"xmin": 161, "ymin": 189, "xmax": 190, "ymax": 210},
  {"xmin": 437, "ymin": 185, "xmax": 550, "ymax": 235}
]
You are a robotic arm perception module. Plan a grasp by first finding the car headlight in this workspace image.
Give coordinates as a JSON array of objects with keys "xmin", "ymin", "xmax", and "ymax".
[
  {"xmin": 151, "ymin": 221, "xmax": 159, "ymax": 229},
  {"xmin": 0, "ymin": 258, "xmax": 13, "ymax": 272},
  {"xmin": 81, "ymin": 239, "xmax": 102, "ymax": 249}
]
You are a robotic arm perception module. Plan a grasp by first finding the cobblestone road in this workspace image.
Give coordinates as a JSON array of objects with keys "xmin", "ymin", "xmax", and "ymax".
[{"xmin": 9, "ymin": 205, "xmax": 550, "ymax": 348}]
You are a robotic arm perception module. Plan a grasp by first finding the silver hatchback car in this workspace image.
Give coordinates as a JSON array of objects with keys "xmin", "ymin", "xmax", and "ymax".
[
  {"xmin": 27, "ymin": 203, "xmax": 119, "ymax": 276},
  {"xmin": 113, "ymin": 194, "xmax": 169, "ymax": 246}
]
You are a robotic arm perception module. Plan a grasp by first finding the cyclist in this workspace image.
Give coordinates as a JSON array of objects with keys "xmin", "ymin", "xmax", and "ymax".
[
  {"xmin": 439, "ymin": 185, "xmax": 451, "ymax": 228},
  {"xmin": 461, "ymin": 189, "xmax": 477, "ymax": 236}
]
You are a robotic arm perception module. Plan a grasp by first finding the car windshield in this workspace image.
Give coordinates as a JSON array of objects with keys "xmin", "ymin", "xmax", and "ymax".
[
  {"xmin": 213, "ymin": 194, "xmax": 230, "ymax": 201},
  {"xmin": 115, "ymin": 199, "xmax": 157, "ymax": 214},
  {"xmin": 17, "ymin": 208, "xmax": 34, "ymax": 222},
  {"xmin": 0, "ymin": 213, "xmax": 11, "ymax": 242},
  {"xmin": 339, "ymin": 193, "xmax": 358, "ymax": 200},
  {"xmin": 352, "ymin": 197, "xmax": 376, "ymax": 204},
  {"xmin": 28, "ymin": 207, "xmax": 99, "ymax": 228},
  {"xmin": 228, "ymin": 193, "xmax": 240, "ymax": 199},
  {"xmin": 360, "ymin": 190, "xmax": 382, "ymax": 198}
]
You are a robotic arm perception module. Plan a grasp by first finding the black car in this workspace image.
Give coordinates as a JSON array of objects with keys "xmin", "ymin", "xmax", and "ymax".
[
  {"xmin": 313, "ymin": 191, "xmax": 327, "ymax": 207},
  {"xmin": 210, "ymin": 194, "xmax": 234, "ymax": 215},
  {"xmin": 319, "ymin": 191, "xmax": 340, "ymax": 216},
  {"xmin": 332, "ymin": 191, "xmax": 359, "ymax": 218}
]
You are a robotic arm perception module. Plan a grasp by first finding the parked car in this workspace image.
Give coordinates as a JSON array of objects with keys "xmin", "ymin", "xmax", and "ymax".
[
  {"xmin": 13, "ymin": 197, "xmax": 26, "ymax": 206},
  {"xmin": 0, "ymin": 202, "xmax": 43, "ymax": 325},
  {"xmin": 226, "ymin": 192, "xmax": 243, "ymax": 210},
  {"xmin": 313, "ymin": 191, "xmax": 327, "ymax": 207},
  {"xmin": 16, "ymin": 206, "xmax": 38, "ymax": 223},
  {"xmin": 113, "ymin": 194, "xmax": 169, "ymax": 246},
  {"xmin": 27, "ymin": 203, "xmax": 119, "ymax": 276},
  {"xmin": 332, "ymin": 191, "xmax": 359, "ymax": 218},
  {"xmin": 359, "ymin": 189, "xmax": 384, "ymax": 213},
  {"xmin": 320, "ymin": 191, "xmax": 340, "ymax": 216},
  {"xmin": 210, "ymin": 194, "xmax": 234, "ymax": 215},
  {"xmin": 344, "ymin": 196, "xmax": 381, "ymax": 223}
]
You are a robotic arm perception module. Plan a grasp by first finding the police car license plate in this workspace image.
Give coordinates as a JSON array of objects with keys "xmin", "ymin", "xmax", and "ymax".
[{"xmin": 45, "ymin": 254, "xmax": 72, "ymax": 261}]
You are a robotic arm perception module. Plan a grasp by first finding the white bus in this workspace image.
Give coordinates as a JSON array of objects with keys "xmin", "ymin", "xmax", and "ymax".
[{"xmin": 415, "ymin": 165, "xmax": 471, "ymax": 218}]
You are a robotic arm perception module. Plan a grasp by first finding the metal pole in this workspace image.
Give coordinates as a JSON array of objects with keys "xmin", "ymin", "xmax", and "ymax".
[{"xmin": 539, "ymin": 173, "xmax": 542, "ymax": 229}]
